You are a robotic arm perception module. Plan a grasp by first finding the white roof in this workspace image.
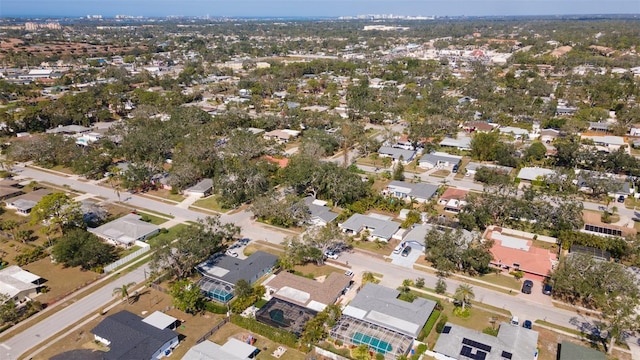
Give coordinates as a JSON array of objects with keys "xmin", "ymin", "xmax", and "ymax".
[
  {"xmin": 142, "ymin": 311, "xmax": 177, "ymax": 330},
  {"xmin": 2, "ymin": 265, "xmax": 41, "ymax": 284},
  {"xmin": 181, "ymin": 339, "xmax": 257, "ymax": 360},
  {"xmin": 0, "ymin": 266, "xmax": 40, "ymax": 299},
  {"xmin": 276, "ymin": 286, "xmax": 310, "ymax": 304},
  {"xmin": 517, "ymin": 167, "xmax": 555, "ymax": 181},
  {"xmin": 220, "ymin": 338, "xmax": 257, "ymax": 359}
]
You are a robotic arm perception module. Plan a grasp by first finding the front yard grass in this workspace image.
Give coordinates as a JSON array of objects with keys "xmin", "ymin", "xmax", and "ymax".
[
  {"xmin": 136, "ymin": 212, "xmax": 169, "ymax": 225},
  {"xmin": 292, "ymin": 263, "xmax": 346, "ymax": 279},
  {"xmin": 146, "ymin": 223, "xmax": 189, "ymax": 248},
  {"xmin": 144, "ymin": 188, "xmax": 184, "ymax": 203},
  {"xmin": 192, "ymin": 195, "xmax": 228, "ymax": 213},
  {"xmin": 350, "ymin": 238, "xmax": 394, "ymax": 257}
]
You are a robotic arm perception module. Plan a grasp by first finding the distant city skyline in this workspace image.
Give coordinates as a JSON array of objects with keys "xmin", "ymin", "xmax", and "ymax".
[{"xmin": 2, "ymin": 0, "xmax": 639, "ymax": 18}]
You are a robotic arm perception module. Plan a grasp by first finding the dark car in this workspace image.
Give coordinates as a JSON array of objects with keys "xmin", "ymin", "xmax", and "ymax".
[
  {"xmin": 401, "ymin": 246, "xmax": 412, "ymax": 257},
  {"xmin": 543, "ymin": 284, "xmax": 552, "ymax": 295},
  {"xmin": 522, "ymin": 280, "xmax": 533, "ymax": 294},
  {"xmin": 523, "ymin": 320, "xmax": 533, "ymax": 329},
  {"xmin": 618, "ymin": 195, "xmax": 625, "ymax": 203},
  {"xmin": 452, "ymin": 164, "xmax": 459, "ymax": 173}
]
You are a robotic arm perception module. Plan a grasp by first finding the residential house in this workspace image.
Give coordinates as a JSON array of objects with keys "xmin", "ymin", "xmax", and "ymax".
[
  {"xmin": 581, "ymin": 135, "xmax": 627, "ymax": 153},
  {"xmin": 330, "ymin": 283, "xmax": 436, "ymax": 360},
  {"xmin": 464, "ymin": 162, "xmax": 513, "ymax": 178},
  {"xmin": 0, "ymin": 180, "xmax": 23, "ymax": 201},
  {"xmin": 45, "ymin": 124, "xmax": 91, "ymax": 135},
  {"xmin": 88, "ymin": 213, "xmax": 160, "ymax": 247},
  {"xmin": 75, "ymin": 132, "xmax": 102, "ymax": 146},
  {"xmin": 539, "ymin": 128, "xmax": 560, "ymax": 144},
  {"xmin": 438, "ymin": 187, "xmax": 469, "ymax": 213},
  {"xmin": 182, "ymin": 339, "xmax": 258, "ymax": 360},
  {"xmin": 91, "ymin": 310, "xmax": 179, "ymax": 360},
  {"xmin": 418, "ymin": 152, "xmax": 462, "ymax": 170},
  {"xmin": 499, "ymin": 126, "xmax": 531, "ymax": 140},
  {"xmin": 629, "ymin": 124, "xmax": 640, "ymax": 137},
  {"xmin": 516, "ymin": 167, "xmax": 555, "ymax": 183},
  {"xmin": 582, "ymin": 211, "xmax": 637, "ymax": 238},
  {"xmin": 263, "ymin": 129, "xmax": 300, "ymax": 144},
  {"xmin": 462, "ymin": 121, "xmax": 494, "ymax": 133},
  {"xmin": 432, "ymin": 322, "xmax": 539, "ymax": 360},
  {"xmin": 263, "ymin": 271, "xmax": 352, "ymax": 311},
  {"xmin": 0, "ymin": 266, "xmax": 43, "ymax": 304},
  {"xmin": 556, "ymin": 105, "xmax": 578, "ymax": 115},
  {"xmin": 183, "ymin": 178, "xmax": 213, "ymax": 198},
  {"xmin": 393, "ymin": 134, "xmax": 416, "ymax": 150},
  {"xmin": 4, "ymin": 189, "xmax": 53, "ymax": 215},
  {"xmin": 486, "ymin": 227, "xmax": 557, "ymax": 280},
  {"xmin": 303, "ymin": 196, "xmax": 339, "ymax": 226},
  {"xmin": 408, "ymin": 223, "xmax": 476, "ymax": 248},
  {"xmin": 377, "ymin": 146, "xmax": 416, "ymax": 164},
  {"xmin": 589, "ymin": 122, "xmax": 613, "ymax": 133},
  {"xmin": 339, "ymin": 213, "xmax": 401, "ymax": 242},
  {"xmin": 384, "ymin": 181, "xmax": 439, "ymax": 203},
  {"xmin": 196, "ymin": 251, "xmax": 278, "ymax": 303},
  {"xmin": 439, "ymin": 136, "xmax": 472, "ymax": 151}
]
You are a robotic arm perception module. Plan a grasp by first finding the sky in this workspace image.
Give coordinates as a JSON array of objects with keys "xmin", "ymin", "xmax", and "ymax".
[{"xmin": 1, "ymin": 0, "xmax": 639, "ymax": 18}]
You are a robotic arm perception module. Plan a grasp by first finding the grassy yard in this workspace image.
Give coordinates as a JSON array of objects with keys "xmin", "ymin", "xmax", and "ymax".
[
  {"xmin": 33, "ymin": 288, "xmax": 226, "ymax": 360},
  {"xmin": 136, "ymin": 212, "xmax": 169, "ymax": 225},
  {"xmin": 430, "ymin": 169, "xmax": 451, "ymax": 178},
  {"xmin": 475, "ymin": 272, "xmax": 523, "ymax": 291},
  {"xmin": 22, "ymin": 257, "xmax": 103, "ymax": 305},
  {"xmin": 292, "ymin": 263, "xmax": 346, "ymax": 279},
  {"xmin": 146, "ymin": 223, "xmax": 189, "ymax": 248},
  {"xmin": 192, "ymin": 195, "xmax": 228, "ymax": 213},
  {"xmin": 210, "ymin": 322, "xmax": 307, "ymax": 360},
  {"xmin": 350, "ymin": 238, "xmax": 394, "ymax": 257},
  {"xmin": 243, "ymin": 242, "xmax": 283, "ymax": 257},
  {"xmin": 145, "ymin": 188, "xmax": 185, "ymax": 203}
]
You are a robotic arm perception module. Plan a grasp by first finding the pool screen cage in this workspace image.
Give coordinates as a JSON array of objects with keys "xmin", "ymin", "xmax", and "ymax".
[
  {"xmin": 255, "ymin": 297, "xmax": 318, "ymax": 336},
  {"xmin": 198, "ymin": 277, "xmax": 234, "ymax": 303},
  {"xmin": 330, "ymin": 315, "xmax": 413, "ymax": 360}
]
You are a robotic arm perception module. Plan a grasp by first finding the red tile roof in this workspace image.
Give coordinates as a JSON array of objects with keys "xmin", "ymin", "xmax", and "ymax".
[
  {"xmin": 487, "ymin": 230, "xmax": 556, "ymax": 277},
  {"xmin": 264, "ymin": 155, "xmax": 289, "ymax": 168},
  {"xmin": 439, "ymin": 187, "xmax": 469, "ymax": 201}
]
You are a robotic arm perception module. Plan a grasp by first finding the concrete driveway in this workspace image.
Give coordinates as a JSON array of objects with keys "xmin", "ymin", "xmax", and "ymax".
[{"xmin": 390, "ymin": 241, "xmax": 424, "ymax": 268}]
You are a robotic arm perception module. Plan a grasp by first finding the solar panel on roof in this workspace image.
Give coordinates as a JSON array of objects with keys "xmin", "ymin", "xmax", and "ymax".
[
  {"xmin": 460, "ymin": 346, "xmax": 488, "ymax": 360},
  {"xmin": 501, "ymin": 351, "xmax": 513, "ymax": 359},
  {"xmin": 463, "ymin": 338, "xmax": 492, "ymax": 352},
  {"xmin": 442, "ymin": 326, "xmax": 451, "ymax": 334}
]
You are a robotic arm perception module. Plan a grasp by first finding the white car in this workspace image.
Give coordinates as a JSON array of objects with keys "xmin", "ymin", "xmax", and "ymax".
[
  {"xmin": 226, "ymin": 250, "xmax": 238, "ymax": 257},
  {"xmin": 393, "ymin": 242, "xmax": 406, "ymax": 254},
  {"xmin": 325, "ymin": 251, "xmax": 339, "ymax": 260}
]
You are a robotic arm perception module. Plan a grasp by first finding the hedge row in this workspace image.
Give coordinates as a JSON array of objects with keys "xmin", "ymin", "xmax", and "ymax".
[
  {"xmin": 230, "ymin": 315, "xmax": 298, "ymax": 348},
  {"xmin": 418, "ymin": 309, "xmax": 440, "ymax": 341}
]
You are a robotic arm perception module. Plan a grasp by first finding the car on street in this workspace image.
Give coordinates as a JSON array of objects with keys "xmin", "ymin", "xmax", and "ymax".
[
  {"xmin": 401, "ymin": 246, "xmax": 412, "ymax": 257},
  {"xmin": 523, "ymin": 320, "xmax": 532, "ymax": 329},
  {"xmin": 345, "ymin": 270, "xmax": 354, "ymax": 277},
  {"xmin": 324, "ymin": 251, "xmax": 339, "ymax": 260},
  {"xmin": 522, "ymin": 280, "xmax": 533, "ymax": 294},
  {"xmin": 543, "ymin": 283, "xmax": 552, "ymax": 295}
]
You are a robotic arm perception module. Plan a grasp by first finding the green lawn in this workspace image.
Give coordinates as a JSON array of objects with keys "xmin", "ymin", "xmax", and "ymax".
[
  {"xmin": 475, "ymin": 272, "xmax": 523, "ymax": 291},
  {"xmin": 350, "ymin": 239, "xmax": 394, "ymax": 256},
  {"xmin": 192, "ymin": 195, "xmax": 228, "ymax": 213},
  {"xmin": 137, "ymin": 212, "xmax": 169, "ymax": 225},
  {"xmin": 146, "ymin": 223, "xmax": 189, "ymax": 247}
]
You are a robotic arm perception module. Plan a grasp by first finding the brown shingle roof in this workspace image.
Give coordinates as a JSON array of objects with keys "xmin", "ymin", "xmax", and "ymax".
[{"xmin": 264, "ymin": 271, "xmax": 351, "ymax": 309}]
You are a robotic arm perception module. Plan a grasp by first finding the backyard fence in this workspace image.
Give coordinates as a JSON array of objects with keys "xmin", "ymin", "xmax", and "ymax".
[
  {"xmin": 103, "ymin": 245, "xmax": 150, "ymax": 273},
  {"xmin": 196, "ymin": 317, "xmax": 229, "ymax": 344}
]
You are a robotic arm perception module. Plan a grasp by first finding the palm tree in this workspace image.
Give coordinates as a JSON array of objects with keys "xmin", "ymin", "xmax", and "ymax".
[
  {"xmin": 454, "ymin": 284, "xmax": 475, "ymax": 310},
  {"xmin": 113, "ymin": 282, "xmax": 137, "ymax": 304}
]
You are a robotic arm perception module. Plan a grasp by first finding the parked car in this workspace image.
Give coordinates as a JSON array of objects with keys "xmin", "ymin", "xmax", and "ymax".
[
  {"xmin": 401, "ymin": 246, "xmax": 412, "ymax": 257},
  {"xmin": 226, "ymin": 250, "xmax": 238, "ymax": 257},
  {"xmin": 345, "ymin": 270, "xmax": 354, "ymax": 277},
  {"xmin": 543, "ymin": 284, "xmax": 552, "ymax": 295},
  {"xmin": 393, "ymin": 242, "xmax": 405, "ymax": 254},
  {"xmin": 452, "ymin": 164, "xmax": 459, "ymax": 173},
  {"xmin": 618, "ymin": 195, "xmax": 625, "ymax": 203},
  {"xmin": 523, "ymin": 320, "xmax": 532, "ymax": 329},
  {"xmin": 522, "ymin": 280, "xmax": 533, "ymax": 294},
  {"xmin": 324, "ymin": 251, "xmax": 338, "ymax": 260},
  {"xmin": 510, "ymin": 316, "xmax": 519, "ymax": 326}
]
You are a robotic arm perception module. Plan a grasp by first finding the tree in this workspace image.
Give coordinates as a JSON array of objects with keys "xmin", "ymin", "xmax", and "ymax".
[
  {"xmin": 113, "ymin": 282, "xmax": 137, "ymax": 304},
  {"xmin": 470, "ymin": 132, "xmax": 501, "ymax": 161},
  {"xmin": 454, "ymin": 284, "xmax": 475, "ymax": 310},
  {"xmin": 361, "ymin": 272, "xmax": 379, "ymax": 285},
  {"xmin": 526, "ymin": 142, "xmax": 547, "ymax": 161},
  {"xmin": 235, "ymin": 279, "xmax": 253, "ymax": 299},
  {"xmin": 0, "ymin": 294, "xmax": 18, "ymax": 324},
  {"xmin": 52, "ymin": 229, "xmax": 118, "ymax": 270},
  {"xmin": 392, "ymin": 161, "xmax": 405, "ymax": 181},
  {"xmin": 170, "ymin": 279, "xmax": 205, "ymax": 314},
  {"xmin": 30, "ymin": 193, "xmax": 84, "ymax": 234},
  {"xmin": 150, "ymin": 216, "xmax": 239, "ymax": 280},
  {"xmin": 301, "ymin": 225, "xmax": 348, "ymax": 265},
  {"xmin": 352, "ymin": 344, "xmax": 371, "ymax": 360},
  {"xmin": 435, "ymin": 277, "xmax": 447, "ymax": 294}
]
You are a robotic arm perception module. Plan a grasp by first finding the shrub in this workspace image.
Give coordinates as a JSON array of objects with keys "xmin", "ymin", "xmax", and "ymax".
[
  {"xmin": 453, "ymin": 307, "xmax": 471, "ymax": 318},
  {"xmin": 376, "ymin": 353, "xmax": 385, "ymax": 360},
  {"xmin": 14, "ymin": 246, "xmax": 47, "ymax": 266},
  {"xmin": 435, "ymin": 315, "xmax": 449, "ymax": 333},
  {"xmin": 416, "ymin": 343, "xmax": 428, "ymax": 354},
  {"xmin": 482, "ymin": 326, "xmax": 499, "ymax": 336},
  {"xmin": 335, "ymin": 339, "xmax": 343, "ymax": 347},
  {"xmin": 415, "ymin": 277, "xmax": 425, "ymax": 289},
  {"xmin": 418, "ymin": 309, "xmax": 440, "ymax": 341},
  {"xmin": 230, "ymin": 315, "xmax": 298, "ymax": 348},
  {"xmin": 204, "ymin": 301, "xmax": 228, "ymax": 314}
]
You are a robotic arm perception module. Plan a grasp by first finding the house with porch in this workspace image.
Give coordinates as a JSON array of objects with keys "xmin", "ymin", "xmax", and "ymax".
[
  {"xmin": 377, "ymin": 146, "xmax": 416, "ymax": 164},
  {"xmin": 486, "ymin": 227, "xmax": 557, "ymax": 280},
  {"xmin": 88, "ymin": 213, "xmax": 160, "ymax": 247},
  {"xmin": 4, "ymin": 189, "xmax": 53, "ymax": 215},
  {"xmin": 384, "ymin": 181, "xmax": 439, "ymax": 203},
  {"xmin": 418, "ymin": 152, "xmax": 462, "ymax": 170},
  {"xmin": 339, "ymin": 213, "xmax": 401, "ymax": 242},
  {"xmin": 263, "ymin": 271, "xmax": 352, "ymax": 312},
  {"xmin": 0, "ymin": 266, "xmax": 43, "ymax": 304},
  {"xmin": 303, "ymin": 196, "xmax": 339, "ymax": 226}
]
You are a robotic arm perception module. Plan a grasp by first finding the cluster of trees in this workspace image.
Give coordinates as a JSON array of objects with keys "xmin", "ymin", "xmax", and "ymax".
[
  {"xmin": 556, "ymin": 230, "xmax": 640, "ymax": 265},
  {"xmin": 551, "ymin": 254, "xmax": 640, "ymax": 353},
  {"xmin": 52, "ymin": 229, "xmax": 118, "ymax": 271},
  {"xmin": 150, "ymin": 216, "xmax": 240, "ymax": 280},
  {"xmin": 458, "ymin": 186, "xmax": 584, "ymax": 235},
  {"xmin": 251, "ymin": 194, "xmax": 310, "ymax": 228},
  {"xmin": 230, "ymin": 279, "xmax": 266, "ymax": 314},
  {"xmin": 280, "ymin": 225, "xmax": 348, "ymax": 268},
  {"xmin": 299, "ymin": 304, "xmax": 342, "ymax": 347},
  {"xmin": 424, "ymin": 228, "xmax": 493, "ymax": 276}
]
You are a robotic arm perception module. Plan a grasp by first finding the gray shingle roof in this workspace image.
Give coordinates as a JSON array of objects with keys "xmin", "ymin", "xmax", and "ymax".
[
  {"xmin": 433, "ymin": 322, "xmax": 538, "ymax": 360},
  {"xmin": 419, "ymin": 152, "xmax": 462, "ymax": 167},
  {"xmin": 91, "ymin": 310, "xmax": 178, "ymax": 360},
  {"xmin": 387, "ymin": 181, "xmax": 439, "ymax": 200},
  {"xmin": 377, "ymin": 146, "xmax": 416, "ymax": 161},
  {"xmin": 89, "ymin": 213, "xmax": 160, "ymax": 246},
  {"xmin": 196, "ymin": 251, "xmax": 278, "ymax": 286},
  {"xmin": 303, "ymin": 196, "xmax": 339, "ymax": 224},
  {"xmin": 185, "ymin": 178, "xmax": 213, "ymax": 193},
  {"xmin": 339, "ymin": 213, "xmax": 400, "ymax": 240},
  {"xmin": 342, "ymin": 283, "xmax": 436, "ymax": 338}
]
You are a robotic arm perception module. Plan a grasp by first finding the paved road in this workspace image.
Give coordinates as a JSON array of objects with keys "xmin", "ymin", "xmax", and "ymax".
[{"xmin": 1, "ymin": 265, "xmax": 149, "ymax": 360}]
